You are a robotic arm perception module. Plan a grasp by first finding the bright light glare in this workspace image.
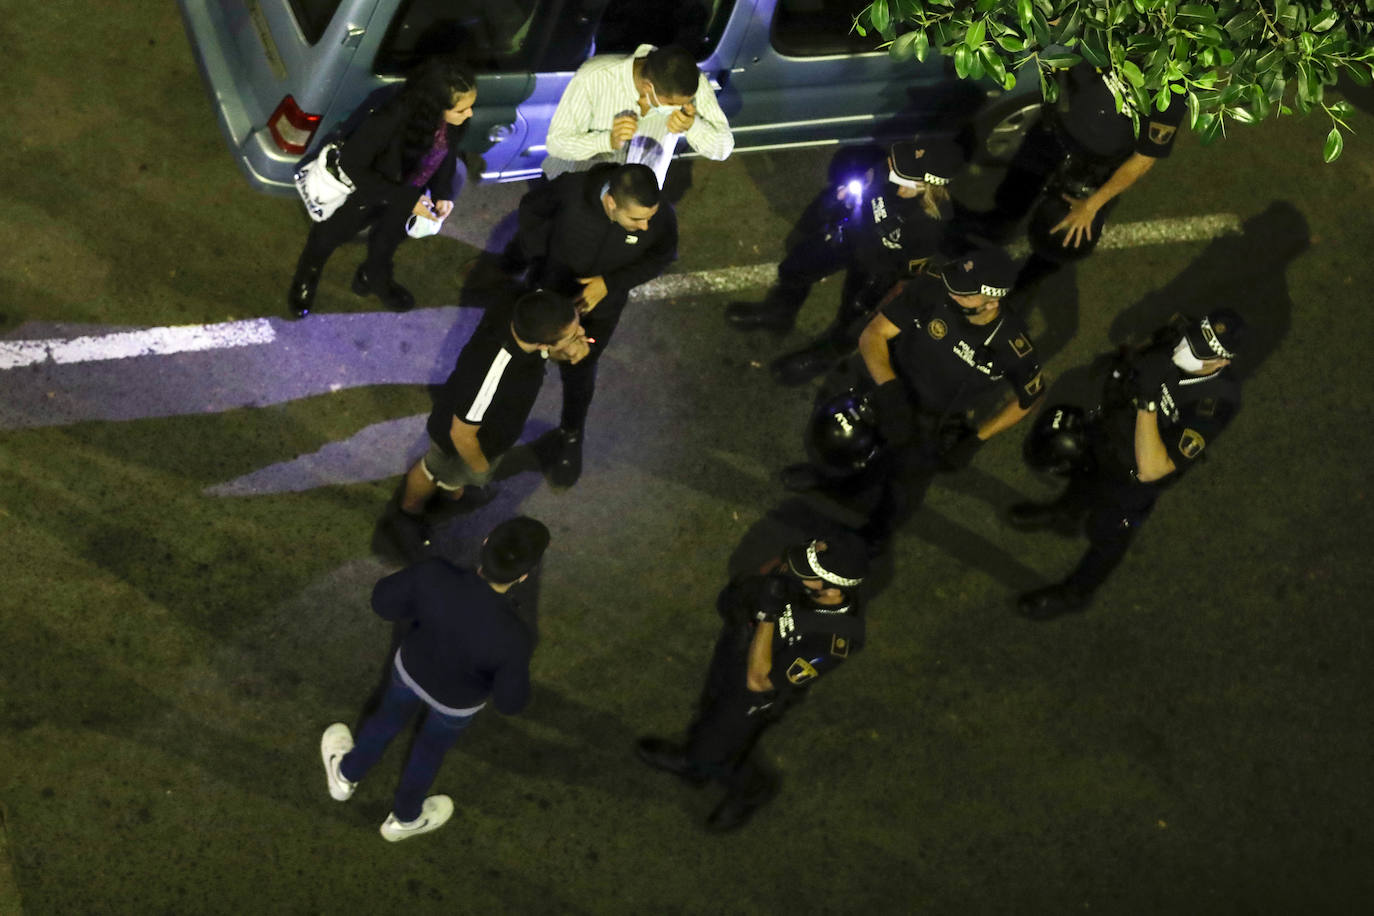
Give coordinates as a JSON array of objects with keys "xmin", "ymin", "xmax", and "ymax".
[{"xmin": 846, "ymin": 179, "xmax": 864, "ymax": 197}]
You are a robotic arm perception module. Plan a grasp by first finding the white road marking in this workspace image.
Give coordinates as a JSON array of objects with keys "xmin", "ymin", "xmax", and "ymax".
[
  {"xmin": 0, "ymin": 213, "xmax": 1238, "ymax": 372},
  {"xmin": 0, "ymin": 318, "xmax": 276, "ymax": 371}
]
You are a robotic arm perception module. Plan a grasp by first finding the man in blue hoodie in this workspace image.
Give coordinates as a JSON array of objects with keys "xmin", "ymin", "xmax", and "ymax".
[{"xmin": 319, "ymin": 516, "xmax": 550, "ymax": 842}]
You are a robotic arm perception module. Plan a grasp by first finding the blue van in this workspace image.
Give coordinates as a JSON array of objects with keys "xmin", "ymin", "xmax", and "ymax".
[{"xmin": 179, "ymin": 0, "xmax": 1042, "ymax": 192}]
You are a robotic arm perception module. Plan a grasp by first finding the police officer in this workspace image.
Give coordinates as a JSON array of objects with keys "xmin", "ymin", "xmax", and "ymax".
[
  {"xmin": 782, "ymin": 246, "xmax": 1046, "ymax": 551},
  {"xmin": 1012, "ymin": 310, "xmax": 1245, "ymax": 619},
  {"xmin": 636, "ymin": 533, "xmax": 869, "ymax": 832},
  {"xmin": 973, "ymin": 62, "xmax": 1187, "ymax": 296},
  {"xmin": 725, "ymin": 138, "xmax": 965, "ymax": 385},
  {"xmin": 513, "ymin": 161, "xmax": 678, "ymax": 487}
]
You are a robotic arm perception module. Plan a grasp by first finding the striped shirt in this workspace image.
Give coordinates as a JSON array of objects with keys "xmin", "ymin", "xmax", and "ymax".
[{"xmin": 542, "ymin": 43, "xmax": 734, "ymax": 184}]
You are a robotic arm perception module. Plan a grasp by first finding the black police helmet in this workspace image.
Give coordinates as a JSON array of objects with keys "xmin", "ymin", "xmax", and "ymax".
[
  {"xmin": 1183, "ymin": 308, "xmax": 1244, "ymax": 362},
  {"xmin": 942, "ymin": 245, "xmax": 1017, "ymax": 298},
  {"xmin": 1023, "ymin": 403, "xmax": 1092, "ymax": 476},
  {"xmin": 804, "ymin": 389, "xmax": 883, "ymax": 475},
  {"xmin": 785, "ymin": 531, "xmax": 869, "ymax": 589}
]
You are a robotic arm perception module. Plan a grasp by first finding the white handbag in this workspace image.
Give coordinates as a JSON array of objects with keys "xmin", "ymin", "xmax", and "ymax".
[{"xmin": 294, "ymin": 142, "xmax": 356, "ymax": 222}]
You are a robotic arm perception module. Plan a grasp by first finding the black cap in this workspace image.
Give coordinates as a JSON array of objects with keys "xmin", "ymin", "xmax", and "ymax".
[
  {"xmin": 1183, "ymin": 309, "xmax": 1244, "ymax": 361},
  {"xmin": 889, "ymin": 136, "xmax": 963, "ymax": 187},
  {"xmin": 785, "ymin": 532, "xmax": 869, "ymax": 589},
  {"xmin": 942, "ymin": 246, "xmax": 1017, "ymax": 298}
]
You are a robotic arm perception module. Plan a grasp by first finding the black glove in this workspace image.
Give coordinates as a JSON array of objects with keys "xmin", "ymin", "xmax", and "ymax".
[
  {"xmin": 937, "ymin": 422, "xmax": 984, "ymax": 471},
  {"xmin": 752, "ymin": 576, "xmax": 793, "ymax": 623},
  {"xmin": 873, "ymin": 380, "xmax": 914, "ymax": 447},
  {"xmin": 1127, "ymin": 361, "xmax": 1172, "ymax": 411}
]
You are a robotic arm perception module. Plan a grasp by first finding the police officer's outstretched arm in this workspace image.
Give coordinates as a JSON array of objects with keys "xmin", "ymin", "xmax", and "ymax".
[
  {"xmin": 746, "ymin": 622, "xmax": 775, "ymax": 693},
  {"xmin": 858, "ymin": 312, "xmax": 901, "ymax": 385},
  {"xmin": 1133, "ymin": 407, "xmax": 1176, "ymax": 482}
]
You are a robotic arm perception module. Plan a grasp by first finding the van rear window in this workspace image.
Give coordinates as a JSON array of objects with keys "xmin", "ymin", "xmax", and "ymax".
[{"xmin": 289, "ymin": 0, "xmax": 343, "ymax": 45}]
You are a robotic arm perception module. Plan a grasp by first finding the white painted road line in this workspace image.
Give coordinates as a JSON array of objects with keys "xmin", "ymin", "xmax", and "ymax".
[
  {"xmin": 0, "ymin": 318, "xmax": 276, "ymax": 370},
  {"xmin": 0, "ymin": 213, "xmax": 1239, "ymax": 371}
]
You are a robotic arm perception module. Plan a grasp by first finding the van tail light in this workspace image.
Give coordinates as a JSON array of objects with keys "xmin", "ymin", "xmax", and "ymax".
[{"xmin": 267, "ymin": 95, "xmax": 321, "ymax": 154}]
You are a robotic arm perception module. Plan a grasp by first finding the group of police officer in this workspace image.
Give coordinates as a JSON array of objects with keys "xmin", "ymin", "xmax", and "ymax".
[{"xmin": 631, "ymin": 62, "xmax": 1245, "ymax": 831}]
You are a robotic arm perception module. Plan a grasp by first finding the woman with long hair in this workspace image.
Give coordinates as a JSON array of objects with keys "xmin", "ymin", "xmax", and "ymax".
[{"xmin": 288, "ymin": 54, "xmax": 477, "ymax": 317}]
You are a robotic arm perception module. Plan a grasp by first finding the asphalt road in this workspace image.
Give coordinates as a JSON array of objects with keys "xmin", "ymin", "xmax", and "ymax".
[{"xmin": 1, "ymin": 3, "xmax": 1372, "ymax": 913}]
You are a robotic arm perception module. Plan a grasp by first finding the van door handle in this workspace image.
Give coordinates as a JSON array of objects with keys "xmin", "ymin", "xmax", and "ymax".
[
  {"xmin": 488, "ymin": 123, "xmax": 515, "ymax": 142},
  {"xmin": 341, "ymin": 27, "xmax": 364, "ymax": 48},
  {"xmin": 708, "ymin": 70, "xmax": 729, "ymax": 91}
]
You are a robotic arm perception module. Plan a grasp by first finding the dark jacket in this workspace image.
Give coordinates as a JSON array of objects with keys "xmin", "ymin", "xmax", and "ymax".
[
  {"xmin": 339, "ymin": 90, "xmax": 467, "ymax": 204},
  {"xmin": 371, "ymin": 557, "xmax": 533, "ymax": 714},
  {"xmin": 516, "ymin": 163, "xmax": 678, "ymax": 301}
]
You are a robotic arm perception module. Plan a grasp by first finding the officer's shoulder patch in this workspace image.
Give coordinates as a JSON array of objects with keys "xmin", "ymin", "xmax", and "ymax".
[
  {"xmin": 1149, "ymin": 122, "xmax": 1177, "ymax": 146},
  {"xmin": 928, "ymin": 318, "xmax": 948, "ymax": 340},
  {"xmin": 1023, "ymin": 373, "xmax": 1045, "ymax": 397},
  {"xmin": 1197, "ymin": 397, "xmax": 1217, "ymax": 418},
  {"xmin": 830, "ymin": 634, "xmax": 850, "ymax": 658},
  {"xmin": 1178, "ymin": 428, "xmax": 1206, "ymax": 459},
  {"xmin": 1010, "ymin": 334, "xmax": 1034, "ymax": 357}
]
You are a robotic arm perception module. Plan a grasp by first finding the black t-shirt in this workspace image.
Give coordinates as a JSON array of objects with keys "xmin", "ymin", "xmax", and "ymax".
[
  {"xmin": 1057, "ymin": 63, "xmax": 1187, "ymax": 164},
  {"xmin": 1096, "ymin": 345, "xmax": 1242, "ymax": 483},
  {"xmin": 880, "ymin": 274, "xmax": 1044, "ymax": 415},
  {"xmin": 426, "ymin": 305, "xmax": 551, "ymax": 458},
  {"xmin": 850, "ymin": 184, "xmax": 953, "ymax": 277}
]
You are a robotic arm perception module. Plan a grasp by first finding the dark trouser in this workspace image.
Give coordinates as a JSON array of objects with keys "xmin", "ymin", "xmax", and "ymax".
[
  {"xmin": 858, "ymin": 414, "xmax": 944, "ymax": 542},
  {"xmin": 1051, "ymin": 469, "xmax": 1161, "ymax": 594},
  {"xmin": 293, "ymin": 186, "xmax": 423, "ymax": 284},
  {"xmin": 684, "ymin": 624, "xmax": 789, "ymax": 796},
  {"xmin": 771, "ymin": 230, "xmax": 854, "ymax": 316},
  {"xmin": 338, "ymin": 664, "xmax": 475, "ymax": 822},
  {"xmin": 556, "ymin": 291, "xmax": 628, "ymax": 432}
]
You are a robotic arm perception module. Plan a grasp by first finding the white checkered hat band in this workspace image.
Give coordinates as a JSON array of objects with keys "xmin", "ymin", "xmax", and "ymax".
[
  {"xmin": 801, "ymin": 541, "xmax": 863, "ymax": 588},
  {"xmin": 923, "ymin": 172, "xmax": 951, "ymax": 186},
  {"xmin": 981, "ymin": 284, "xmax": 1010, "ymax": 297},
  {"xmin": 1200, "ymin": 317, "xmax": 1234, "ymax": 359}
]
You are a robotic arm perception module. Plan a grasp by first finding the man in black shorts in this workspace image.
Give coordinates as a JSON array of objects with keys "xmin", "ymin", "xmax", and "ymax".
[{"xmin": 391, "ymin": 290, "xmax": 587, "ymax": 544}]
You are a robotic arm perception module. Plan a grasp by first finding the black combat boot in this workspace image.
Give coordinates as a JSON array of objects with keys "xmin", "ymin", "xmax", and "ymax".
[{"xmin": 287, "ymin": 263, "xmax": 321, "ymax": 318}]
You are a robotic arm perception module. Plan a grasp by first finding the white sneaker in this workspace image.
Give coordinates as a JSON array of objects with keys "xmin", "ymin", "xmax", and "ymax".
[
  {"xmin": 379, "ymin": 795, "xmax": 454, "ymax": 842},
  {"xmin": 320, "ymin": 723, "xmax": 357, "ymax": 801}
]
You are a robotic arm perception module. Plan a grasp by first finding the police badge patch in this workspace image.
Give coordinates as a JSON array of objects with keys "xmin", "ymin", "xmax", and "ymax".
[
  {"xmin": 1178, "ymin": 428, "xmax": 1206, "ymax": 459},
  {"xmin": 928, "ymin": 318, "xmax": 948, "ymax": 340},
  {"xmin": 1149, "ymin": 123, "xmax": 1177, "ymax": 146},
  {"xmin": 786, "ymin": 658, "xmax": 819, "ymax": 685},
  {"xmin": 1011, "ymin": 334, "xmax": 1033, "ymax": 357},
  {"xmin": 830, "ymin": 635, "xmax": 849, "ymax": 658}
]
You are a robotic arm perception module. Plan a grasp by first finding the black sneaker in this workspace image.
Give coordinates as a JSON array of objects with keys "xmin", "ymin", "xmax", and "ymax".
[
  {"xmin": 352, "ymin": 265, "xmax": 415, "ymax": 312},
  {"xmin": 635, "ymin": 737, "xmax": 708, "ymax": 787},
  {"xmin": 547, "ymin": 428, "xmax": 583, "ymax": 488},
  {"xmin": 1016, "ymin": 583, "xmax": 1090, "ymax": 621},
  {"xmin": 287, "ymin": 266, "xmax": 320, "ymax": 319}
]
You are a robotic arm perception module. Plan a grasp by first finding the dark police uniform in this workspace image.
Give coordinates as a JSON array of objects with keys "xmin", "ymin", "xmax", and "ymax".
[
  {"xmin": 773, "ymin": 180, "xmax": 953, "ymax": 329},
  {"xmin": 515, "ymin": 162, "xmax": 678, "ymax": 433},
  {"xmin": 829, "ymin": 272, "xmax": 1044, "ymax": 540},
  {"xmin": 993, "ymin": 62, "xmax": 1186, "ymax": 263},
  {"xmin": 1056, "ymin": 342, "xmax": 1241, "ymax": 595},
  {"xmin": 684, "ymin": 573, "xmax": 864, "ymax": 793}
]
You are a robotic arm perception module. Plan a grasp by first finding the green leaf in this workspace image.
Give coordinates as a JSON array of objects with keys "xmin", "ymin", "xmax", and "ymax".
[
  {"xmin": 1299, "ymin": 32, "xmax": 1315, "ymax": 56},
  {"xmin": 1176, "ymin": 4, "xmax": 1217, "ymax": 24},
  {"xmin": 980, "ymin": 45, "xmax": 1008, "ymax": 84},
  {"xmin": 914, "ymin": 28, "xmax": 930, "ymax": 62},
  {"xmin": 1311, "ymin": 10, "xmax": 1339, "ymax": 32},
  {"xmin": 954, "ymin": 43, "xmax": 973, "ymax": 78},
  {"xmin": 1110, "ymin": 3, "xmax": 1131, "ymax": 26},
  {"xmin": 1018, "ymin": 0, "xmax": 1035, "ymax": 32},
  {"xmin": 889, "ymin": 30, "xmax": 921, "ymax": 61},
  {"xmin": 1038, "ymin": 52, "xmax": 1081, "ymax": 69},
  {"xmin": 966, "ymin": 18, "xmax": 986, "ymax": 50},
  {"xmin": 1154, "ymin": 87, "xmax": 1172, "ymax": 112},
  {"xmin": 870, "ymin": 0, "xmax": 890, "ymax": 36},
  {"xmin": 1323, "ymin": 126, "xmax": 1344, "ymax": 163},
  {"xmin": 1223, "ymin": 9, "xmax": 1260, "ymax": 41},
  {"xmin": 1121, "ymin": 60, "xmax": 1145, "ymax": 88},
  {"xmin": 1194, "ymin": 111, "xmax": 1220, "ymax": 144},
  {"xmin": 1330, "ymin": 100, "xmax": 1355, "ymax": 119},
  {"xmin": 995, "ymin": 34, "xmax": 1026, "ymax": 52},
  {"xmin": 1228, "ymin": 106, "xmax": 1256, "ymax": 124},
  {"xmin": 1186, "ymin": 90, "xmax": 1200, "ymax": 128}
]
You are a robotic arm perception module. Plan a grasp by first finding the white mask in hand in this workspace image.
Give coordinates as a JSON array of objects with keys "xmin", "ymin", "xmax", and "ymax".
[{"xmin": 646, "ymin": 83, "xmax": 684, "ymax": 117}]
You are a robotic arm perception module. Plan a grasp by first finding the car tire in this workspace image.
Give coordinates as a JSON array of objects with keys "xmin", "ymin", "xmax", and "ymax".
[{"xmin": 969, "ymin": 94, "xmax": 1043, "ymax": 165}]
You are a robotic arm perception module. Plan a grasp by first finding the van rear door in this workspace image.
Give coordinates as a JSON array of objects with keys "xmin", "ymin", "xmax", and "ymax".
[{"xmin": 180, "ymin": 0, "xmax": 381, "ymax": 190}]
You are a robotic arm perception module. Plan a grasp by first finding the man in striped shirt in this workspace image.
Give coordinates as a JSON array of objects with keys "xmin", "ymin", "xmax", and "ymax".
[
  {"xmin": 542, "ymin": 43, "xmax": 734, "ymax": 184},
  {"xmin": 392, "ymin": 290, "xmax": 586, "ymax": 541}
]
